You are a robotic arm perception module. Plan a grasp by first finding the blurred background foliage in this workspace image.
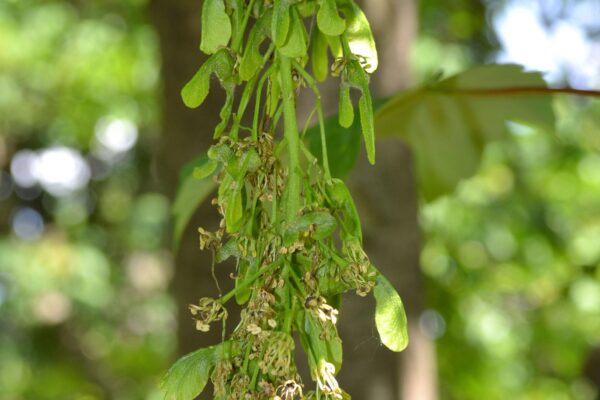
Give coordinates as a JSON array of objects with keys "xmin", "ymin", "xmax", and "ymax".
[{"xmin": 0, "ymin": 0, "xmax": 599, "ymax": 399}]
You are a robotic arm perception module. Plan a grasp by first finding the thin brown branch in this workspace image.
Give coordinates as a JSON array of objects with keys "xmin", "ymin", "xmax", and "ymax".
[{"xmin": 436, "ymin": 86, "xmax": 600, "ymax": 97}]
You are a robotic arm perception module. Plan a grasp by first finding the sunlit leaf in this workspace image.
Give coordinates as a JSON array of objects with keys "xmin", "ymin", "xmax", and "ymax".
[
  {"xmin": 200, "ymin": 0, "xmax": 232, "ymax": 54},
  {"xmin": 338, "ymin": 0, "xmax": 378, "ymax": 73},
  {"xmin": 272, "ymin": 0, "xmax": 293, "ymax": 47},
  {"xmin": 338, "ymin": 83, "xmax": 354, "ymax": 128},
  {"xmin": 373, "ymin": 274, "xmax": 408, "ymax": 352},
  {"xmin": 181, "ymin": 49, "xmax": 235, "ymax": 109},
  {"xmin": 279, "ymin": 9, "xmax": 308, "ymax": 58},
  {"xmin": 312, "ymin": 29, "xmax": 329, "ymax": 82},
  {"xmin": 375, "ymin": 64, "xmax": 555, "ymax": 200},
  {"xmin": 240, "ymin": 10, "xmax": 272, "ymax": 81},
  {"xmin": 317, "ymin": 0, "xmax": 345, "ymax": 37},
  {"xmin": 161, "ymin": 346, "xmax": 215, "ymax": 400}
]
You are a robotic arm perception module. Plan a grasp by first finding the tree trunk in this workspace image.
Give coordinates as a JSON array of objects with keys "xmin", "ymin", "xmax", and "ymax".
[
  {"xmin": 148, "ymin": 0, "xmax": 229, "ymax": 368},
  {"xmin": 338, "ymin": 1, "xmax": 439, "ymax": 399}
]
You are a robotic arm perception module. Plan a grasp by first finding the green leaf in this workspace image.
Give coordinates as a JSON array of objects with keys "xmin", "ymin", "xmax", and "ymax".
[
  {"xmin": 225, "ymin": 186, "xmax": 244, "ymax": 233},
  {"xmin": 279, "ymin": 8, "xmax": 308, "ymax": 58},
  {"xmin": 347, "ymin": 61, "xmax": 375, "ymax": 164},
  {"xmin": 305, "ymin": 98, "xmax": 386, "ymax": 179},
  {"xmin": 338, "ymin": 0, "xmax": 378, "ymax": 73},
  {"xmin": 317, "ymin": 0, "xmax": 345, "ymax": 36},
  {"xmin": 304, "ymin": 313, "xmax": 343, "ymax": 373},
  {"xmin": 338, "ymin": 83, "xmax": 354, "ymax": 128},
  {"xmin": 214, "ymin": 85, "xmax": 235, "ymax": 138},
  {"xmin": 326, "ymin": 178, "xmax": 362, "ymax": 242},
  {"xmin": 193, "ymin": 159, "xmax": 219, "ymax": 179},
  {"xmin": 215, "ymin": 238, "xmax": 241, "ymax": 263},
  {"xmin": 272, "ymin": 0, "xmax": 293, "ymax": 47},
  {"xmin": 161, "ymin": 346, "xmax": 216, "ymax": 400},
  {"xmin": 200, "ymin": 0, "xmax": 232, "ymax": 54},
  {"xmin": 181, "ymin": 50, "xmax": 235, "ymax": 109},
  {"xmin": 235, "ymin": 260, "xmax": 255, "ymax": 304},
  {"xmin": 373, "ymin": 274, "xmax": 408, "ymax": 352},
  {"xmin": 311, "ymin": 29, "xmax": 329, "ymax": 82},
  {"xmin": 375, "ymin": 64, "xmax": 555, "ymax": 200},
  {"xmin": 285, "ymin": 211, "xmax": 337, "ymax": 242},
  {"xmin": 173, "ymin": 154, "xmax": 218, "ymax": 247},
  {"xmin": 239, "ymin": 10, "xmax": 272, "ymax": 81}
]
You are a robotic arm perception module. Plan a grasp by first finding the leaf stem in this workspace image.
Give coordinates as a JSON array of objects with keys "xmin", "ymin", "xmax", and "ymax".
[
  {"xmin": 279, "ymin": 55, "xmax": 301, "ymax": 223},
  {"xmin": 292, "ymin": 60, "xmax": 331, "ymax": 180},
  {"xmin": 220, "ymin": 260, "xmax": 279, "ymax": 304}
]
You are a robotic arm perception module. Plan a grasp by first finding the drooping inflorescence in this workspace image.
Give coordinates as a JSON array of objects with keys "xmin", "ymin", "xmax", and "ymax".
[{"xmin": 162, "ymin": 1, "xmax": 408, "ymax": 399}]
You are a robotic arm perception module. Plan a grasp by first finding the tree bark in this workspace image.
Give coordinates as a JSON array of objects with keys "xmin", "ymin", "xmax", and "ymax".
[
  {"xmin": 337, "ymin": 1, "xmax": 439, "ymax": 399},
  {"xmin": 148, "ymin": 0, "xmax": 229, "ymax": 366}
]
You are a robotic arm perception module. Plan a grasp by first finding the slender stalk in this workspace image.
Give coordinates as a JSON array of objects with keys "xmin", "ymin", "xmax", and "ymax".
[
  {"xmin": 232, "ymin": 0, "xmax": 256, "ymax": 52},
  {"xmin": 438, "ymin": 86, "xmax": 600, "ymax": 97},
  {"xmin": 279, "ymin": 55, "xmax": 301, "ymax": 223},
  {"xmin": 220, "ymin": 260, "xmax": 279, "ymax": 303},
  {"xmin": 293, "ymin": 60, "xmax": 331, "ymax": 179}
]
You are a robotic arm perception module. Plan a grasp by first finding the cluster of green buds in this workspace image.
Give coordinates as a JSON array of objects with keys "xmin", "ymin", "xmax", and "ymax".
[{"xmin": 162, "ymin": 1, "xmax": 409, "ymax": 399}]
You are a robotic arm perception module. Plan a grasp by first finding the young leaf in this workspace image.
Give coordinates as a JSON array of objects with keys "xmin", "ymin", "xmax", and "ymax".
[
  {"xmin": 338, "ymin": 0, "xmax": 378, "ymax": 72},
  {"xmin": 304, "ymin": 313, "xmax": 343, "ymax": 373},
  {"xmin": 312, "ymin": 29, "xmax": 329, "ymax": 82},
  {"xmin": 279, "ymin": 9, "xmax": 308, "ymax": 58},
  {"xmin": 285, "ymin": 211, "xmax": 337, "ymax": 242},
  {"xmin": 317, "ymin": 0, "xmax": 345, "ymax": 37},
  {"xmin": 347, "ymin": 61, "xmax": 375, "ymax": 164},
  {"xmin": 235, "ymin": 260, "xmax": 255, "ymax": 304},
  {"xmin": 338, "ymin": 83, "xmax": 354, "ymax": 128},
  {"xmin": 214, "ymin": 85, "xmax": 235, "ymax": 138},
  {"xmin": 358, "ymin": 93, "xmax": 375, "ymax": 164},
  {"xmin": 200, "ymin": 0, "xmax": 232, "ymax": 54},
  {"xmin": 208, "ymin": 143, "xmax": 234, "ymax": 164},
  {"xmin": 161, "ymin": 346, "xmax": 217, "ymax": 400},
  {"xmin": 326, "ymin": 34, "xmax": 343, "ymax": 58},
  {"xmin": 272, "ymin": 0, "xmax": 293, "ymax": 47},
  {"xmin": 375, "ymin": 64, "xmax": 556, "ymax": 200},
  {"xmin": 193, "ymin": 159, "xmax": 219, "ymax": 179},
  {"xmin": 173, "ymin": 154, "xmax": 218, "ymax": 247},
  {"xmin": 373, "ymin": 274, "xmax": 408, "ymax": 352},
  {"xmin": 225, "ymin": 186, "xmax": 244, "ymax": 233},
  {"xmin": 215, "ymin": 238, "xmax": 241, "ymax": 263},
  {"xmin": 239, "ymin": 10, "xmax": 272, "ymax": 81},
  {"xmin": 181, "ymin": 49, "xmax": 235, "ymax": 108},
  {"xmin": 326, "ymin": 178, "xmax": 362, "ymax": 242}
]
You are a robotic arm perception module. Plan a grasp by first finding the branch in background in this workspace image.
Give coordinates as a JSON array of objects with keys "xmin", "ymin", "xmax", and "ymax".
[{"xmin": 438, "ymin": 87, "xmax": 600, "ymax": 97}]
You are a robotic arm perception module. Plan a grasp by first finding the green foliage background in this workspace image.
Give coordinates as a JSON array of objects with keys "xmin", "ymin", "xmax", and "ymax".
[{"xmin": 1, "ymin": 0, "xmax": 600, "ymax": 399}]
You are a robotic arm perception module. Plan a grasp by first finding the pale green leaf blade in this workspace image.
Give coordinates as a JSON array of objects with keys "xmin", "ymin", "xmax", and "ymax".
[
  {"xmin": 200, "ymin": 0, "xmax": 232, "ymax": 54},
  {"xmin": 272, "ymin": 0, "xmax": 292, "ymax": 47},
  {"xmin": 338, "ymin": 0, "xmax": 378, "ymax": 72},
  {"xmin": 317, "ymin": 0, "xmax": 345, "ymax": 36},
  {"xmin": 173, "ymin": 154, "xmax": 218, "ymax": 247},
  {"xmin": 375, "ymin": 64, "xmax": 556, "ymax": 200},
  {"xmin": 181, "ymin": 64, "xmax": 211, "ymax": 109},
  {"xmin": 373, "ymin": 274, "xmax": 408, "ymax": 352},
  {"xmin": 279, "ymin": 9, "xmax": 308, "ymax": 58},
  {"xmin": 312, "ymin": 29, "xmax": 329, "ymax": 82},
  {"xmin": 161, "ymin": 346, "xmax": 216, "ymax": 400}
]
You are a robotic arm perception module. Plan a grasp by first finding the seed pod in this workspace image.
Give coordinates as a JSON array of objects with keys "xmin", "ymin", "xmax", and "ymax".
[
  {"xmin": 317, "ymin": 0, "xmax": 345, "ymax": 37},
  {"xmin": 200, "ymin": 0, "xmax": 232, "ymax": 54},
  {"xmin": 312, "ymin": 29, "xmax": 329, "ymax": 82},
  {"xmin": 338, "ymin": 83, "xmax": 354, "ymax": 128}
]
